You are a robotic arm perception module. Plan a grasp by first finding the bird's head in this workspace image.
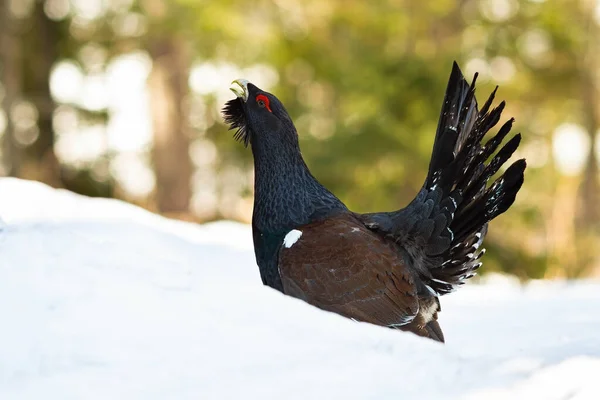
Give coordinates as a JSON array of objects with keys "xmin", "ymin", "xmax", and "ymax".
[
  {"xmin": 223, "ymin": 79, "xmax": 297, "ymax": 150},
  {"xmin": 222, "ymin": 79, "xmax": 346, "ymax": 230}
]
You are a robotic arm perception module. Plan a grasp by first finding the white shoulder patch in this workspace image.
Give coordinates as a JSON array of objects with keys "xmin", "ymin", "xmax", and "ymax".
[{"xmin": 283, "ymin": 229, "xmax": 303, "ymax": 248}]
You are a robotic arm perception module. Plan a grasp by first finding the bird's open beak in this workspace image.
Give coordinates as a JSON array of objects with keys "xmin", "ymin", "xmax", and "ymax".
[{"xmin": 230, "ymin": 79, "xmax": 249, "ymax": 102}]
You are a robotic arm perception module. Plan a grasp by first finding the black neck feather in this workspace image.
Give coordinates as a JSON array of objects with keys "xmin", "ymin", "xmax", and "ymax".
[
  {"xmin": 223, "ymin": 96, "xmax": 346, "ymax": 291},
  {"xmin": 250, "ymin": 120, "xmax": 346, "ymax": 292},
  {"xmin": 251, "ymin": 129, "xmax": 346, "ymax": 234}
]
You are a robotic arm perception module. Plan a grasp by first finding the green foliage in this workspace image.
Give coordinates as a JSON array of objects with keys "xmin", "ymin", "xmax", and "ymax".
[
  {"xmin": 3, "ymin": 0, "xmax": 598, "ymax": 279},
  {"xmin": 200, "ymin": 0, "xmax": 593, "ymax": 279}
]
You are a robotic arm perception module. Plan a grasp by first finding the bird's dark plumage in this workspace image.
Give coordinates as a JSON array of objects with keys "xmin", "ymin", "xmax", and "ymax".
[{"xmin": 223, "ymin": 65, "xmax": 526, "ymax": 342}]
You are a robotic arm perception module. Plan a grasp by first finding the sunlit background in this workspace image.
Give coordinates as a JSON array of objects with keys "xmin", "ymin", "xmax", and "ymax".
[{"xmin": 0, "ymin": 0, "xmax": 598, "ymax": 278}]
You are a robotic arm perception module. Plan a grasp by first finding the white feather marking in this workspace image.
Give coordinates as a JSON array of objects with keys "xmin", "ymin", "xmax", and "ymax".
[
  {"xmin": 283, "ymin": 229, "xmax": 303, "ymax": 248},
  {"xmin": 351, "ymin": 227, "xmax": 360, "ymax": 233},
  {"xmin": 451, "ymin": 241, "xmax": 463, "ymax": 250},
  {"xmin": 419, "ymin": 300, "xmax": 439, "ymax": 323},
  {"xmin": 424, "ymin": 284, "xmax": 437, "ymax": 296},
  {"xmin": 450, "ymin": 196, "xmax": 458, "ymax": 209}
]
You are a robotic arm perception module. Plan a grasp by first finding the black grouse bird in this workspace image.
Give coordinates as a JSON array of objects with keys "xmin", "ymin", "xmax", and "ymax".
[{"xmin": 223, "ymin": 63, "xmax": 526, "ymax": 342}]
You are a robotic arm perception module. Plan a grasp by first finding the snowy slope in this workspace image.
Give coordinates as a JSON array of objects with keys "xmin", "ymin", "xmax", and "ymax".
[{"xmin": 0, "ymin": 178, "xmax": 599, "ymax": 400}]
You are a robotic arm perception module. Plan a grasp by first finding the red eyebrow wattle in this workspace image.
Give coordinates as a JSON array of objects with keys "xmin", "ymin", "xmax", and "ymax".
[{"xmin": 256, "ymin": 94, "xmax": 272, "ymax": 112}]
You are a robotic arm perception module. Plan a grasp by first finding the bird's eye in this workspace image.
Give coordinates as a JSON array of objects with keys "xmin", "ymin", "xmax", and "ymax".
[{"xmin": 255, "ymin": 94, "xmax": 272, "ymax": 112}]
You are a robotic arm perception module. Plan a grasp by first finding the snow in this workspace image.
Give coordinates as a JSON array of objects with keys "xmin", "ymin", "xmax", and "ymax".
[{"xmin": 0, "ymin": 177, "xmax": 599, "ymax": 400}]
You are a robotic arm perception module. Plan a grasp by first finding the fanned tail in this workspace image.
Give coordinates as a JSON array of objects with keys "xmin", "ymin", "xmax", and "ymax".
[
  {"xmin": 358, "ymin": 62, "xmax": 526, "ymax": 295},
  {"xmin": 423, "ymin": 62, "xmax": 526, "ymax": 294}
]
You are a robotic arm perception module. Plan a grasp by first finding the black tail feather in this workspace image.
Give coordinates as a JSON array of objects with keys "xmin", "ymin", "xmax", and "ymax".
[
  {"xmin": 426, "ymin": 62, "xmax": 478, "ymax": 187},
  {"xmin": 358, "ymin": 62, "xmax": 526, "ymax": 296},
  {"xmin": 461, "ymin": 133, "xmax": 522, "ymax": 203},
  {"xmin": 422, "ymin": 63, "xmax": 526, "ymax": 294}
]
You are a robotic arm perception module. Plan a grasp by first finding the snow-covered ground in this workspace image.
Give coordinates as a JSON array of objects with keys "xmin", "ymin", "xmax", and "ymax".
[{"xmin": 0, "ymin": 178, "xmax": 599, "ymax": 400}]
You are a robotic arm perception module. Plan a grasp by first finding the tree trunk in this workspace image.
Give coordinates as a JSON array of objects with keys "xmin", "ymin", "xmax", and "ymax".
[
  {"xmin": 20, "ymin": 0, "xmax": 61, "ymax": 186},
  {"xmin": 576, "ymin": 0, "xmax": 600, "ymax": 231},
  {"xmin": 0, "ymin": 0, "xmax": 22, "ymax": 176},
  {"xmin": 148, "ymin": 37, "xmax": 192, "ymax": 215},
  {"xmin": 571, "ymin": 0, "xmax": 600, "ymax": 277},
  {"xmin": 578, "ymin": 68, "xmax": 600, "ymax": 229}
]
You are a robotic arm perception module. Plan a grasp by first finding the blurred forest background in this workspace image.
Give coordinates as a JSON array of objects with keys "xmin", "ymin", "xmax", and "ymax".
[{"xmin": 0, "ymin": 0, "xmax": 598, "ymax": 278}]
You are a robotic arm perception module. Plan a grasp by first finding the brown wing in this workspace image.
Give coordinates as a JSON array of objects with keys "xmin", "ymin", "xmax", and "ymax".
[{"xmin": 278, "ymin": 213, "xmax": 419, "ymax": 327}]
